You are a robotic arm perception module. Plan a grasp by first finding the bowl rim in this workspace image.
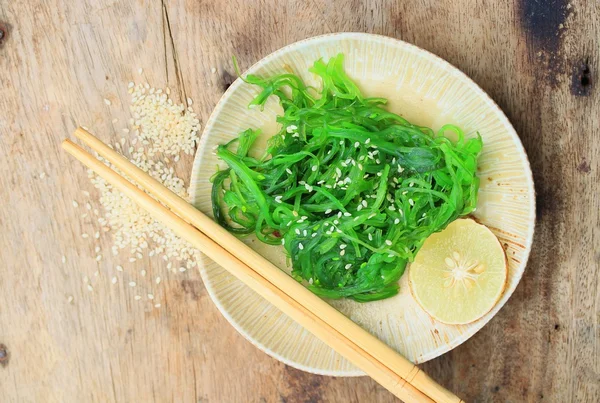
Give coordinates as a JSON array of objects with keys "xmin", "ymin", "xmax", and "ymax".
[{"xmin": 190, "ymin": 32, "xmax": 536, "ymax": 376}]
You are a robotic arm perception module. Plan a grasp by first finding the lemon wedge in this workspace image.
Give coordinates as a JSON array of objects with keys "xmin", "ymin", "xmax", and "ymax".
[{"xmin": 408, "ymin": 218, "xmax": 507, "ymax": 325}]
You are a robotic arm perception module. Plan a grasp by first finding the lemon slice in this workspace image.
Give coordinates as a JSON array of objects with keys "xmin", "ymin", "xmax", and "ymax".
[{"xmin": 408, "ymin": 218, "xmax": 507, "ymax": 325}]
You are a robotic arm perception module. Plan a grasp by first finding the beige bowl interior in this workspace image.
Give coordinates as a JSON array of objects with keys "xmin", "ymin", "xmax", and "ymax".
[{"xmin": 190, "ymin": 33, "xmax": 535, "ymax": 376}]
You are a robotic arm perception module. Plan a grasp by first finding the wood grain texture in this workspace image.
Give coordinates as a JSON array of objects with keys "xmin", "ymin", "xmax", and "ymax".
[{"xmin": 0, "ymin": 0, "xmax": 597, "ymax": 402}]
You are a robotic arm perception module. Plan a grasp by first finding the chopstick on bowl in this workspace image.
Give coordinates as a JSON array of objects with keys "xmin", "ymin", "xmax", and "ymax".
[{"xmin": 63, "ymin": 127, "xmax": 465, "ymax": 403}]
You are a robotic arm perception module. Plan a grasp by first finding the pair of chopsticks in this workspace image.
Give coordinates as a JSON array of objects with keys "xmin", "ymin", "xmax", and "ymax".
[{"xmin": 63, "ymin": 128, "xmax": 464, "ymax": 403}]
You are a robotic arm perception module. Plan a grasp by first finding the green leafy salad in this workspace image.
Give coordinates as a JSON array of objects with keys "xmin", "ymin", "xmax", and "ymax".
[{"xmin": 211, "ymin": 54, "xmax": 482, "ymax": 302}]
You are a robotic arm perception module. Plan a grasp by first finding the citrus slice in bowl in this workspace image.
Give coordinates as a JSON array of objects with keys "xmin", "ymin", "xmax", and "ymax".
[{"xmin": 408, "ymin": 218, "xmax": 508, "ymax": 325}]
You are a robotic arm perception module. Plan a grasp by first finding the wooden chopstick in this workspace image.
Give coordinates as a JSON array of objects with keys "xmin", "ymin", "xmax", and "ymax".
[
  {"xmin": 66, "ymin": 127, "xmax": 465, "ymax": 403},
  {"xmin": 62, "ymin": 139, "xmax": 430, "ymax": 403}
]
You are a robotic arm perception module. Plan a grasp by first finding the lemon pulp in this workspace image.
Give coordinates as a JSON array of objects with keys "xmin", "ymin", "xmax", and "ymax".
[{"xmin": 408, "ymin": 218, "xmax": 507, "ymax": 325}]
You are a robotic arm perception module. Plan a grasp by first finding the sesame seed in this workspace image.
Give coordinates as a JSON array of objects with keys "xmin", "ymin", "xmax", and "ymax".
[
  {"xmin": 129, "ymin": 282, "xmax": 136, "ymax": 287},
  {"xmin": 138, "ymin": 68, "xmax": 143, "ymax": 74},
  {"xmin": 365, "ymin": 138, "xmax": 371, "ymax": 144},
  {"xmin": 309, "ymin": 278, "xmax": 313, "ymax": 285},
  {"xmin": 154, "ymin": 303, "xmax": 161, "ymax": 308},
  {"xmin": 61, "ymin": 255, "xmax": 66, "ymax": 264},
  {"xmin": 39, "ymin": 172, "xmax": 47, "ymax": 179},
  {"xmin": 285, "ymin": 168, "xmax": 293, "ymax": 175},
  {"xmin": 298, "ymin": 243, "xmax": 304, "ymax": 250},
  {"xmin": 345, "ymin": 264, "xmax": 352, "ymax": 269},
  {"xmin": 104, "ymin": 98, "xmax": 112, "ymax": 106},
  {"xmin": 311, "ymin": 165, "xmax": 318, "ymax": 172},
  {"xmin": 325, "ymin": 209, "xmax": 332, "ymax": 214},
  {"xmin": 385, "ymin": 240, "xmax": 393, "ymax": 246},
  {"xmin": 147, "ymin": 294, "xmax": 154, "ymax": 300},
  {"xmin": 340, "ymin": 250, "xmax": 346, "ymax": 256},
  {"xmin": 394, "ymin": 218, "xmax": 400, "ymax": 224},
  {"xmin": 211, "ymin": 67, "xmax": 217, "ymax": 74},
  {"xmin": 94, "ymin": 246, "xmax": 100, "ymax": 253},
  {"xmin": 134, "ymin": 295, "xmax": 142, "ymax": 301},
  {"xmin": 295, "ymin": 229, "xmax": 301, "ymax": 235},
  {"xmin": 111, "ymin": 277, "xmax": 117, "ymax": 284},
  {"xmin": 141, "ymin": 270, "xmax": 146, "ymax": 277},
  {"xmin": 179, "ymin": 267, "xmax": 186, "ymax": 272},
  {"xmin": 354, "ymin": 141, "xmax": 360, "ymax": 147},
  {"xmin": 67, "ymin": 295, "xmax": 74, "ymax": 303},
  {"xmin": 82, "ymin": 233, "xmax": 89, "ymax": 239},
  {"xmin": 85, "ymin": 203, "xmax": 92, "ymax": 210},
  {"xmin": 281, "ymin": 238, "xmax": 285, "ymax": 245},
  {"xmin": 368, "ymin": 233, "xmax": 373, "ymax": 241},
  {"xmin": 87, "ymin": 284, "xmax": 93, "ymax": 292},
  {"xmin": 361, "ymin": 200, "xmax": 368, "ymax": 208},
  {"xmin": 409, "ymin": 199, "xmax": 415, "ymax": 206},
  {"xmin": 340, "ymin": 244, "xmax": 347, "ymax": 249},
  {"xmin": 343, "ymin": 212, "xmax": 352, "ymax": 217},
  {"xmin": 116, "ymin": 265, "xmax": 123, "ymax": 272}
]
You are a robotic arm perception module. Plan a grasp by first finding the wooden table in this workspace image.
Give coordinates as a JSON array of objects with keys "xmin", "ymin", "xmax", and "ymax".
[{"xmin": 1, "ymin": 1, "xmax": 598, "ymax": 401}]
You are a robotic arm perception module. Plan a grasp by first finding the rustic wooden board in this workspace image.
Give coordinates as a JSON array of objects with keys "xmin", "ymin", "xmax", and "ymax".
[{"xmin": 0, "ymin": 0, "xmax": 597, "ymax": 402}]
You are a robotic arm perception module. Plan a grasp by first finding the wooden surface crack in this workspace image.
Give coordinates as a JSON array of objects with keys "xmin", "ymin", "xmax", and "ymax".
[{"xmin": 161, "ymin": 0, "xmax": 188, "ymax": 103}]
